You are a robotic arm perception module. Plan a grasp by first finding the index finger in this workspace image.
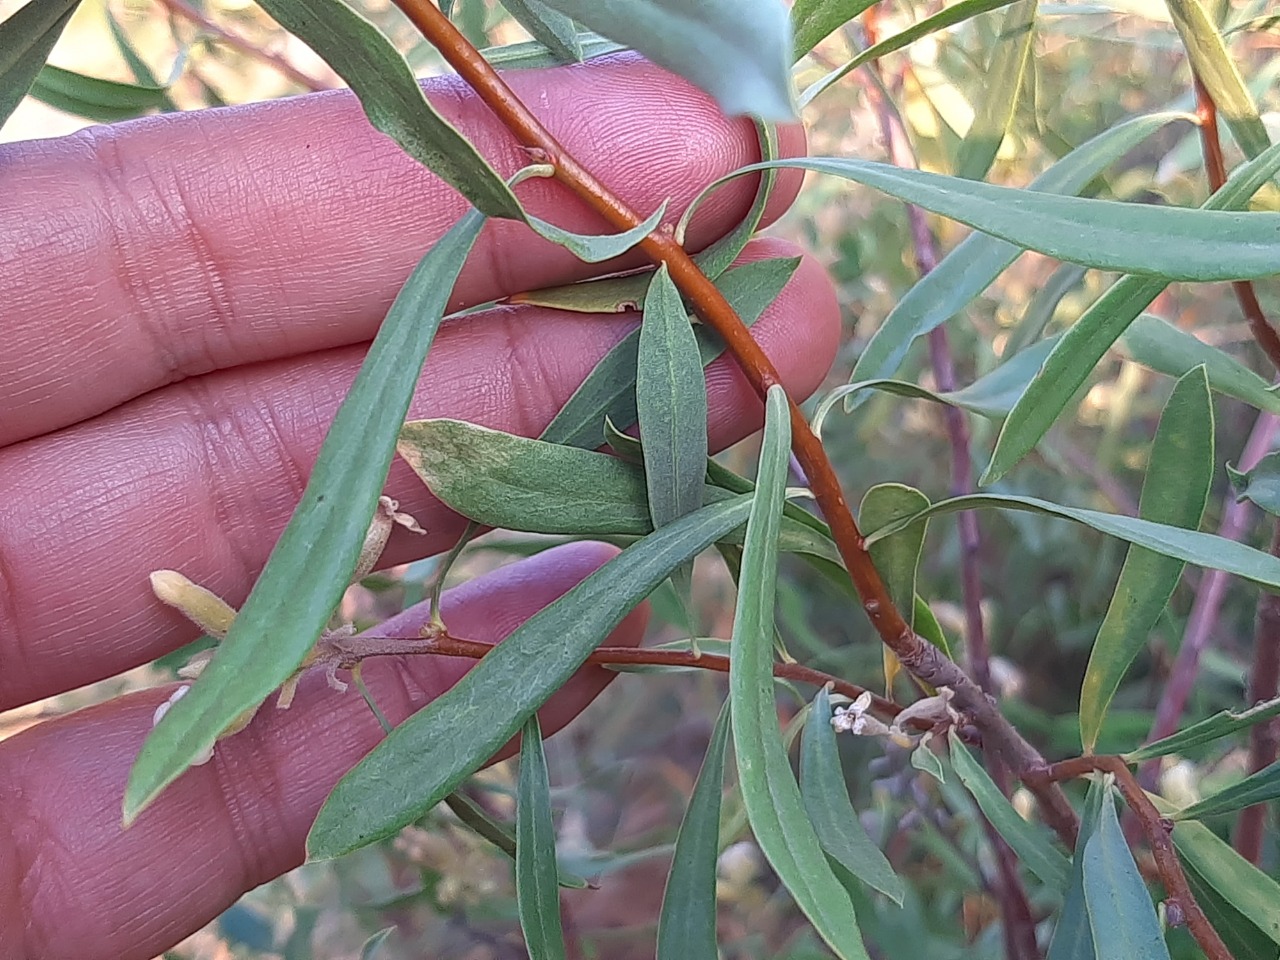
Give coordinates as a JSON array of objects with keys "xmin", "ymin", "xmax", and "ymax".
[{"xmin": 0, "ymin": 54, "xmax": 803, "ymax": 446}]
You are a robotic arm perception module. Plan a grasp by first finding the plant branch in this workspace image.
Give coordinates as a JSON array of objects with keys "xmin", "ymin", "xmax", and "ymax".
[
  {"xmin": 153, "ymin": 0, "xmax": 328, "ymax": 92},
  {"xmin": 391, "ymin": 0, "xmax": 1078, "ymax": 846},
  {"xmin": 1033, "ymin": 755, "xmax": 1231, "ymax": 960}
]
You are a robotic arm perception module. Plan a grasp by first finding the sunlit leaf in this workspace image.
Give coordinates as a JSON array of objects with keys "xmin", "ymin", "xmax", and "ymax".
[
  {"xmin": 0, "ymin": 0, "xmax": 80, "ymax": 130},
  {"xmin": 1079, "ymin": 367, "xmax": 1213, "ymax": 752},
  {"xmin": 531, "ymin": 0, "xmax": 794, "ymax": 119},
  {"xmin": 1081, "ymin": 790, "xmax": 1171, "ymax": 960},
  {"xmin": 307, "ymin": 494, "xmax": 754, "ymax": 858},
  {"xmin": 802, "ymin": 688, "xmax": 905, "ymax": 904},
  {"xmin": 1175, "ymin": 759, "xmax": 1280, "ymax": 820},
  {"xmin": 28, "ymin": 63, "xmax": 168, "ymax": 122},
  {"xmin": 983, "ymin": 138, "xmax": 1280, "ymax": 482},
  {"xmin": 1124, "ymin": 696, "xmax": 1280, "ymax": 762},
  {"xmin": 948, "ymin": 731, "xmax": 1071, "ymax": 890},
  {"xmin": 125, "ymin": 211, "xmax": 487, "ymax": 824},
  {"xmin": 516, "ymin": 714, "xmax": 568, "ymax": 960},
  {"xmin": 254, "ymin": 0, "xmax": 521, "ymax": 218},
  {"xmin": 502, "ymin": 0, "xmax": 582, "ymax": 62},
  {"xmin": 791, "ymin": 0, "xmax": 876, "ymax": 61},
  {"xmin": 657, "ymin": 701, "xmax": 730, "ymax": 960},
  {"xmin": 731, "ymin": 387, "xmax": 869, "ymax": 960},
  {"xmin": 1229, "ymin": 451, "xmax": 1280, "ymax": 518}
]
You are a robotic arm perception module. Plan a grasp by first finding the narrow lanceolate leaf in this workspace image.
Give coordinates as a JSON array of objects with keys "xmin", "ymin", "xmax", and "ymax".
[
  {"xmin": 307, "ymin": 495, "xmax": 753, "ymax": 858},
  {"xmin": 1081, "ymin": 792, "xmax": 1172, "ymax": 960},
  {"xmin": 730, "ymin": 387, "xmax": 869, "ymax": 960},
  {"xmin": 539, "ymin": 257, "xmax": 799, "ymax": 448},
  {"xmin": 689, "ymin": 123, "xmax": 781, "ymax": 279},
  {"xmin": 716, "ymin": 156, "xmax": 1280, "ymax": 282},
  {"xmin": 657, "ymin": 702, "xmax": 731, "ymax": 960},
  {"xmin": 953, "ymin": 0, "xmax": 1038, "ymax": 181},
  {"xmin": 1182, "ymin": 858, "xmax": 1280, "ymax": 960},
  {"xmin": 1046, "ymin": 779, "xmax": 1106, "ymax": 960},
  {"xmin": 948, "ymin": 732, "xmax": 1071, "ymax": 891},
  {"xmin": 1166, "ymin": 0, "xmax": 1271, "ymax": 158},
  {"xmin": 1119, "ymin": 315, "xmax": 1280, "ymax": 417},
  {"xmin": 858, "ymin": 485, "xmax": 930, "ymax": 626},
  {"xmin": 29, "ymin": 64, "xmax": 169, "ymax": 122},
  {"xmin": 983, "ymin": 138, "xmax": 1280, "ymax": 483},
  {"xmin": 533, "ymin": 0, "xmax": 795, "ymax": 120},
  {"xmin": 503, "ymin": 0, "xmax": 582, "ymax": 62},
  {"xmin": 0, "ymin": 0, "xmax": 80, "ymax": 130},
  {"xmin": 124, "ymin": 211, "xmax": 486, "ymax": 824},
  {"xmin": 516, "ymin": 715, "xmax": 568, "ymax": 960},
  {"xmin": 1229, "ymin": 451, "xmax": 1280, "ymax": 518},
  {"xmin": 526, "ymin": 202, "xmax": 666, "ymax": 263},
  {"xmin": 802, "ymin": 689, "xmax": 904, "ymax": 904},
  {"xmin": 1124, "ymin": 696, "xmax": 1280, "ymax": 762},
  {"xmin": 253, "ymin": 0, "xmax": 520, "ymax": 218},
  {"xmin": 1079, "ymin": 367, "xmax": 1213, "ymax": 753},
  {"xmin": 638, "ymin": 265, "xmax": 709, "ymax": 534},
  {"xmin": 847, "ymin": 113, "xmax": 1187, "ymax": 391},
  {"xmin": 1175, "ymin": 759, "xmax": 1280, "ymax": 821},
  {"xmin": 861, "ymin": 492, "xmax": 1280, "ymax": 591},
  {"xmin": 791, "ymin": 0, "xmax": 877, "ymax": 61},
  {"xmin": 1172, "ymin": 820, "xmax": 1280, "ymax": 947}
]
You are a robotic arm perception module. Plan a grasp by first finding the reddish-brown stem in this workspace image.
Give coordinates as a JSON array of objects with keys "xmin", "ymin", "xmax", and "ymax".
[
  {"xmin": 391, "ymin": 0, "xmax": 1079, "ymax": 846},
  {"xmin": 1033, "ymin": 755, "xmax": 1231, "ymax": 960},
  {"xmin": 153, "ymin": 0, "xmax": 328, "ymax": 92}
]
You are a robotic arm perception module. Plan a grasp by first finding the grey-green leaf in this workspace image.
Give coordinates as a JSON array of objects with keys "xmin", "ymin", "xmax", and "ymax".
[
  {"xmin": 526, "ymin": 202, "xmax": 666, "ymax": 263},
  {"xmin": 1081, "ymin": 792, "xmax": 1171, "ymax": 960},
  {"xmin": 1229, "ymin": 450, "xmax": 1280, "ymax": 518},
  {"xmin": 502, "ymin": 0, "xmax": 582, "ymax": 62},
  {"xmin": 1079, "ymin": 367, "xmax": 1213, "ymax": 753},
  {"xmin": 359, "ymin": 928, "xmax": 395, "ymax": 960},
  {"xmin": 307, "ymin": 494, "xmax": 753, "ymax": 858},
  {"xmin": 533, "ymin": 0, "xmax": 795, "ymax": 120},
  {"xmin": 29, "ymin": 63, "xmax": 169, "ymax": 122},
  {"xmin": 1046, "ymin": 779, "xmax": 1105, "ymax": 960},
  {"xmin": 516, "ymin": 714, "xmax": 568, "ymax": 960},
  {"xmin": 657, "ymin": 701, "xmax": 731, "ymax": 960},
  {"xmin": 254, "ymin": 0, "xmax": 520, "ymax": 218},
  {"xmin": 948, "ymin": 731, "xmax": 1071, "ymax": 891},
  {"xmin": 730, "ymin": 386, "xmax": 869, "ymax": 960},
  {"xmin": 847, "ymin": 113, "xmax": 1186, "ymax": 391},
  {"xmin": 124, "ymin": 210, "xmax": 486, "ymax": 824},
  {"xmin": 1171, "ymin": 820, "xmax": 1280, "ymax": 946},
  {"xmin": 1175, "ymin": 759, "xmax": 1280, "ymax": 821},
  {"xmin": 0, "ymin": 0, "xmax": 80, "ymax": 131},
  {"xmin": 1124, "ymin": 696, "xmax": 1280, "ymax": 763},
  {"xmin": 638, "ymin": 264, "xmax": 709, "ymax": 533},
  {"xmin": 802, "ymin": 688, "xmax": 905, "ymax": 904},
  {"xmin": 859, "ymin": 485, "xmax": 930, "ymax": 627},
  {"xmin": 791, "ymin": 0, "xmax": 876, "ymax": 61}
]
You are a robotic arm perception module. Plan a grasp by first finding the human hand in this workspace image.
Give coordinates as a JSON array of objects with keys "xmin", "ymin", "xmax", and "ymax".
[{"xmin": 0, "ymin": 55, "xmax": 839, "ymax": 959}]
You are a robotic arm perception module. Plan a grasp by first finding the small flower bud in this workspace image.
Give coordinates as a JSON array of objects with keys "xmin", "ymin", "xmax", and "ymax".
[{"xmin": 149, "ymin": 570, "xmax": 236, "ymax": 639}]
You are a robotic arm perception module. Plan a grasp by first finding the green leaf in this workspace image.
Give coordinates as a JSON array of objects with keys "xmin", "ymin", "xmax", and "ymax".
[
  {"xmin": 1081, "ymin": 791, "xmax": 1171, "ymax": 960},
  {"xmin": 359, "ymin": 928, "xmax": 395, "ymax": 960},
  {"xmin": 1175, "ymin": 758, "xmax": 1280, "ymax": 820},
  {"xmin": 479, "ymin": 32, "xmax": 623, "ymax": 69},
  {"xmin": 717, "ymin": 155, "xmax": 1280, "ymax": 282},
  {"xmin": 1079, "ymin": 367, "xmax": 1213, "ymax": 752},
  {"xmin": 730, "ymin": 386, "xmax": 869, "ymax": 960},
  {"xmin": 253, "ymin": 0, "xmax": 521, "ymax": 218},
  {"xmin": 948, "ymin": 731, "xmax": 1071, "ymax": 890},
  {"xmin": 526, "ymin": 202, "xmax": 666, "ymax": 263},
  {"xmin": 858, "ymin": 485, "xmax": 930, "ymax": 627},
  {"xmin": 801, "ymin": 688, "xmax": 905, "ymax": 904},
  {"xmin": 800, "ymin": 0, "xmax": 1024, "ymax": 105},
  {"xmin": 862, "ymin": 492, "xmax": 1280, "ymax": 591},
  {"xmin": 1172, "ymin": 820, "xmax": 1280, "ymax": 947},
  {"xmin": 847, "ymin": 113, "xmax": 1188, "ymax": 391},
  {"xmin": 1229, "ymin": 450, "xmax": 1280, "ymax": 518},
  {"xmin": 124, "ymin": 211, "xmax": 487, "ymax": 824},
  {"xmin": 307, "ymin": 494, "xmax": 754, "ymax": 858},
  {"xmin": 1046, "ymin": 779, "xmax": 1105, "ymax": 960},
  {"xmin": 983, "ymin": 137, "xmax": 1280, "ymax": 482},
  {"xmin": 533, "ymin": 0, "xmax": 795, "ymax": 120},
  {"xmin": 910, "ymin": 740, "xmax": 947, "ymax": 782},
  {"xmin": 502, "ymin": 0, "xmax": 582, "ymax": 62},
  {"xmin": 396, "ymin": 418, "xmax": 839, "ymax": 563},
  {"xmin": 657, "ymin": 701, "xmax": 731, "ymax": 960},
  {"xmin": 913, "ymin": 594, "xmax": 954, "ymax": 660},
  {"xmin": 1118, "ymin": 314, "xmax": 1280, "ymax": 417},
  {"xmin": 28, "ymin": 63, "xmax": 169, "ymax": 122},
  {"xmin": 0, "ymin": 0, "xmax": 80, "ymax": 131},
  {"xmin": 516, "ymin": 715, "xmax": 568, "ymax": 960},
  {"xmin": 1124, "ymin": 696, "xmax": 1280, "ymax": 762},
  {"xmin": 638, "ymin": 265, "xmax": 709, "ymax": 535},
  {"xmin": 1181, "ymin": 857, "xmax": 1280, "ymax": 960},
  {"xmin": 539, "ymin": 257, "xmax": 799, "ymax": 448},
  {"xmin": 1166, "ymin": 0, "xmax": 1272, "ymax": 159},
  {"xmin": 791, "ymin": 0, "xmax": 876, "ymax": 61},
  {"xmin": 953, "ymin": 0, "xmax": 1038, "ymax": 181}
]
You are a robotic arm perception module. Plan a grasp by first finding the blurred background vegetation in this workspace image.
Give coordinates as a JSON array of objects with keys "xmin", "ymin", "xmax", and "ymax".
[{"xmin": 2, "ymin": 0, "xmax": 1278, "ymax": 956}]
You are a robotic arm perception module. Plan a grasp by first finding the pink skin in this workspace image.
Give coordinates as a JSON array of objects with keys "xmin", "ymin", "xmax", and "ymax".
[{"xmin": 0, "ymin": 55, "xmax": 840, "ymax": 958}]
